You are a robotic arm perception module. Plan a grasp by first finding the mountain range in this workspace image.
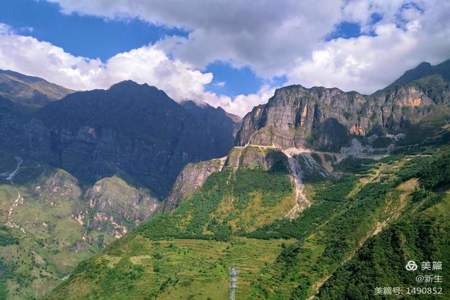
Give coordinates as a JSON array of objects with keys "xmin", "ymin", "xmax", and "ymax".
[
  {"xmin": 1, "ymin": 79, "xmax": 239, "ymax": 198},
  {"xmin": 0, "ymin": 59, "xmax": 449, "ymax": 299},
  {"xmin": 0, "ymin": 75, "xmax": 239, "ymax": 298}
]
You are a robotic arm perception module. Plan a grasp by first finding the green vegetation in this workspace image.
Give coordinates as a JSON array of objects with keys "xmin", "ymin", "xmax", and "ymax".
[
  {"xmin": 0, "ymin": 226, "xmax": 18, "ymax": 246},
  {"xmin": 48, "ymin": 237, "xmax": 293, "ymax": 300},
  {"xmin": 137, "ymin": 167, "xmax": 293, "ymax": 241},
  {"xmin": 0, "ymin": 181, "xmax": 101, "ymax": 299},
  {"xmin": 0, "ymin": 160, "xmax": 156, "ymax": 299},
  {"xmin": 247, "ymin": 176, "xmax": 356, "ymax": 240},
  {"xmin": 251, "ymin": 146, "xmax": 450, "ymax": 299},
  {"xmin": 43, "ymin": 146, "xmax": 450, "ymax": 299},
  {"xmin": 335, "ymin": 156, "xmax": 375, "ymax": 173},
  {"xmin": 319, "ymin": 190, "xmax": 450, "ymax": 299}
]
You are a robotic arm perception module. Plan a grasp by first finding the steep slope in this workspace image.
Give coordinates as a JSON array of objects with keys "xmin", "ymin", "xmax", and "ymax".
[
  {"xmin": 42, "ymin": 60, "xmax": 450, "ymax": 300},
  {"xmin": 319, "ymin": 190, "xmax": 450, "ymax": 299},
  {"xmin": 236, "ymin": 60, "xmax": 450, "ymax": 152},
  {"xmin": 386, "ymin": 59, "xmax": 450, "ymax": 88},
  {"xmin": 0, "ymin": 70, "xmax": 73, "ymax": 108},
  {"xmin": 0, "ymin": 78, "xmax": 240, "ymax": 298},
  {"xmin": 164, "ymin": 157, "xmax": 226, "ymax": 211},
  {"xmin": 0, "ymin": 96, "xmax": 30, "ymax": 153},
  {"xmin": 0, "ymin": 155, "xmax": 159, "ymax": 299},
  {"xmin": 248, "ymin": 148, "xmax": 449, "ymax": 299},
  {"xmin": 45, "ymin": 145, "xmax": 298, "ymax": 299},
  {"xmin": 46, "ymin": 145, "xmax": 450, "ymax": 300},
  {"xmin": 23, "ymin": 81, "xmax": 238, "ymax": 198}
]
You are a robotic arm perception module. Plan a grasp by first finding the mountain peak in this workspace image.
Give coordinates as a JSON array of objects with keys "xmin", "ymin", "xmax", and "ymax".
[
  {"xmin": 416, "ymin": 61, "xmax": 432, "ymax": 69},
  {"xmin": 386, "ymin": 59, "xmax": 450, "ymax": 89},
  {"xmin": 109, "ymin": 80, "xmax": 148, "ymax": 90}
]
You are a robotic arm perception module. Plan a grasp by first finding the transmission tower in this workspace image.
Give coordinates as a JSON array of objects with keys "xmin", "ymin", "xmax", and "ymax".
[{"xmin": 229, "ymin": 266, "xmax": 238, "ymax": 300}]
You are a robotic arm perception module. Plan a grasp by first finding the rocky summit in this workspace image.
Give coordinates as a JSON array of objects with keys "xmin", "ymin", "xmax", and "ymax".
[{"xmin": 237, "ymin": 60, "xmax": 450, "ymax": 152}]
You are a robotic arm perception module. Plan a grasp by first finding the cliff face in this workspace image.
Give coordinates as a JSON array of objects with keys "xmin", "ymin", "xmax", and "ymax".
[
  {"xmin": 28, "ymin": 169, "xmax": 160, "ymax": 239},
  {"xmin": 165, "ymin": 145, "xmax": 294, "ymax": 211},
  {"xmin": 14, "ymin": 81, "xmax": 239, "ymax": 198},
  {"xmin": 165, "ymin": 158, "xmax": 226, "ymax": 211},
  {"xmin": 83, "ymin": 176, "xmax": 159, "ymax": 238},
  {"xmin": 165, "ymin": 61, "xmax": 450, "ymax": 211},
  {"xmin": 236, "ymin": 73, "xmax": 449, "ymax": 151}
]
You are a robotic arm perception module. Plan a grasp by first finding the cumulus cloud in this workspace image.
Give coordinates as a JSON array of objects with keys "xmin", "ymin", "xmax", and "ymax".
[
  {"xmin": 0, "ymin": 24, "xmax": 213, "ymax": 100},
  {"xmin": 203, "ymin": 84, "xmax": 275, "ymax": 117},
  {"xmin": 46, "ymin": 0, "xmax": 343, "ymax": 77},
  {"xmin": 2, "ymin": 0, "xmax": 450, "ymax": 116},
  {"xmin": 0, "ymin": 23, "xmax": 104, "ymax": 89},
  {"xmin": 0, "ymin": 22, "xmax": 266, "ymax": 116},
  {"xmin": 289, "ymin": 0, "xmax": 450, "ymax": 93},
  {"xmin": 45, "ymin": 0, "xmax": 450, "ymax": 94}
]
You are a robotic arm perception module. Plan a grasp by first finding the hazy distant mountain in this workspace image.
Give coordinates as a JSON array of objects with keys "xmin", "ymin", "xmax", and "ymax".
[
  {"xmin": 0, "ymin": 70, "xmax": 73, "ymax": 108},
  {"xmin": 386, "ymin": 59, "xmax": 450, "ymax": 88}
]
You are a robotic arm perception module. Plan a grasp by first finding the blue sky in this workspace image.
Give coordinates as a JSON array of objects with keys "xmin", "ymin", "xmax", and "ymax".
[
  {"xmin": 0, "ymin": 0, "xmax": 448, "ymax": 116},
  {"xmin": 0, "ymin": 0, "xmax": 264, "ymax": 97},
  {"xmin": 0, "ymin": 0, "xmax": 187, "ymax": 61},
  {"xmin": 0, "ymin": 0, "xmax": 357, "ymax": 97}
]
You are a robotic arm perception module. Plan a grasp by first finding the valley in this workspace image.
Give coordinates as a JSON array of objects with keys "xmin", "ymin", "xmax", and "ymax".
[
  {"xmin": 47, "ymin": 145, "xmax": 450, "ymax": 299},
  {"xmin": 0, "ymin": 58, "xmax": 449, "ymax": 299}
]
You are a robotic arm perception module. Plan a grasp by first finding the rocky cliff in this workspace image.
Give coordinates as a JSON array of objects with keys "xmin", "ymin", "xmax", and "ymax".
[
  {"xmin": 2, "ymin": 81, "xmax": 239, "ymax": 198},
  {"xmin": 165, "ymin": 145, "xmax": 292, "ymax": 210},
  {"xmin": 166, "ymin": 60, "xmax": 450, "ymax": 212},
  {"xmin": 165, "ymin": 158, "xmax": 226, "ymax": 211},
  {"xmin": 236, "ymin": 62, "xmax": 450, "ymax": 151},
  {"xmin": 83, "ymin": 176, "xmax": 159, "ymax": 238},
  {"xmin": 47, "ymin": 121, "xmax": 450, "ymax": 300}
]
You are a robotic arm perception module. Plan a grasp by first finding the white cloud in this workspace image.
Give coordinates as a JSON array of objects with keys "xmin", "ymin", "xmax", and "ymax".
[
  {"xmin": 45, "ymin": 0, "xmax": 450, "ymax": 96},
  {"xmin": 288, "ymin": 0, "xmax": 450, "ymax": 93},
  {"xmin": 202, "ymin": 85, "xmax": 275, "ymax": 117},
  {"xmin": 0, "ymin": 22, "xmax": 269, "ymax": 116},
  {"xmin": 0, "ymin": 24, "xmax": 104, "ymax": 90},
  {"xmin": 0, "ymin": 25, "xmax": 213, "ymax": 100},
  {"xmin": 46, "ymin": 0, "xmax": 344, "ymax": 77},
  {"xmin": 2, "ymin": 0, "xmax": 450, "ymax": 117}
]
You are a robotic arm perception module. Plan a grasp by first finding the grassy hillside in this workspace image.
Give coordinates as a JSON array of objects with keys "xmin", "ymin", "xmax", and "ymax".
[
  {"xmin": 0, "ymin": 168, "xmax": 102, "ymax": 299},
  {"xmin": 0, "ymin": 156, "xmax": 159, "ymax": 299},
  {"xmin": 47, "ymin": 237, "xmax": 294, "ymax": 300},
  {"xmin": 318, "ymin": 191, "xmax": 450, "ymax": 299},
  {"xmin": 47, "ymin": 145, "xmax": 450, "ymax": 300},
  {"xmin": 249, "ymin": 148, "xmax": 450, "ymax": 299},
  {"xmin": 137, "ymin": 167, "xmax": 294, "ymax": 241}
]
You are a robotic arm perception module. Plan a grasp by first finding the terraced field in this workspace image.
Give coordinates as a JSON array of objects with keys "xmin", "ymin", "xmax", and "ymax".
[
  {"xmin": 47, "ymin": 237, "xmax": 295, "ymax": 300},
  {"xmin": 47, "ymin": 146, "xmax": 450, "ymax": 299}
]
